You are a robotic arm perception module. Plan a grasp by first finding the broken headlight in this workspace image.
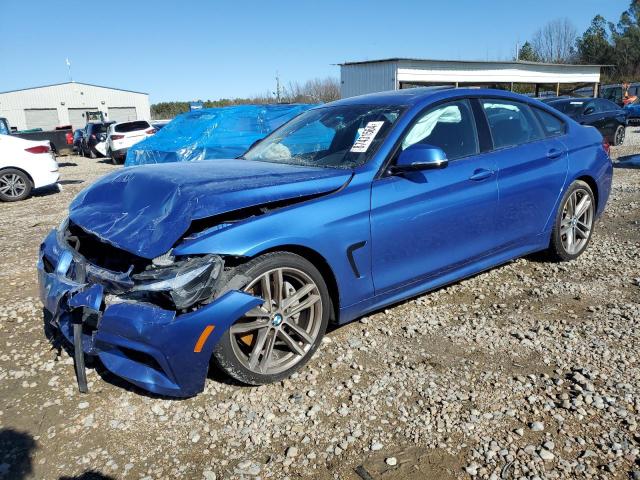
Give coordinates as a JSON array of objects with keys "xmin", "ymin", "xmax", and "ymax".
[{"xmin": 129, "ymin": 255, "xmax": 224, "ymax": 310}]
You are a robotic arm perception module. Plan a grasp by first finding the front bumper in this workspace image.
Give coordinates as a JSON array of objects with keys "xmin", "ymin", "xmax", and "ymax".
[{"xmin": 37, "ymin": 229, "xmax": 261, "ymax": 397}]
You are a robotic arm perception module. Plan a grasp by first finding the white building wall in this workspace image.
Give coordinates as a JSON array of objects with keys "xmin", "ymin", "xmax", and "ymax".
[
  {"xmin": 397, "ymin": 60, "xmax": 601, "ymax": 85},
  {"xmin": 340, "ymin": 61, "xmax": 398, "ymax": 98},
  {"xmin": 340, "ymin": 59, "xmax": 602, "ymax": 98},
  {"xmin": 0, "ymin": 82, "xmax": 150, "ymax": 130}
]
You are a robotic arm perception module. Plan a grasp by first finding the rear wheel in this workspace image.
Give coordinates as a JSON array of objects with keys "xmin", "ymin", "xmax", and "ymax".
[
  {"xmin": 109, "ymin": 150, "xmax": 120, "ymax": 165},
  {"xmin": 548, "ymin": 180, "xmax": 595, "ymax": 261},
  {"xmin": 0, "ymin": 168, "xmax": 32, "ymax": 202},
  {"xmin": 613, "ymin": 125, "xmax": 625, "ymax": 146},
  {"xmin": 213, "ymin": 252, "xmax": 330, "ymax": 385}
]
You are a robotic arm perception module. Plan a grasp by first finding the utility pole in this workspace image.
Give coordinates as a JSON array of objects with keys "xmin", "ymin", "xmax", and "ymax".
[
  {"xmin": 65, "ymin": 58, "xmax": 73, "ymax": 82},
  {"xmin": 275, "ymin": 71, "xmax": 281, "ymax": 103}
]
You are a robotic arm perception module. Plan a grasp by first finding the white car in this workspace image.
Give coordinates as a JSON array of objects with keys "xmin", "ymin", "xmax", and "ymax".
[
  {"xmin": 106, "ymin": 120, "xmax": 156, "ymax": 164},
  {"xmin": 0, "ymin": 134, "xmax": 59, "ymax": 201}
]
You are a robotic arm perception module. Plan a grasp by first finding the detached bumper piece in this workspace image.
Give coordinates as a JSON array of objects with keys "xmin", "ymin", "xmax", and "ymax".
[{"xmin": 38, "ymin": 229, "xmax": 262, "ymax": 397}]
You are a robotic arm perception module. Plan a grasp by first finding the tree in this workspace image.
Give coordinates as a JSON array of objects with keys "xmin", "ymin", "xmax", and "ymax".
[
  {"xmin": 517, "ymin": 41, "xmax": 540, "ymax": 62},
  {"xmin": 609, "ymin": 0, "xmax": 640, "ymax": 80},
  {"xmin": 576, "ymin": 15, "xmax": 615, "ymax": 65},
  {"xmin": 282, "ymin": 77, "xmax": 340, "ymax": 103},
  {"xmin": 531, "ymin": 18, "xmax": 578, "ymax": 63},
  {"xmin": 151, "ymin": 77, "xmax": 341, "ymax": 119}
]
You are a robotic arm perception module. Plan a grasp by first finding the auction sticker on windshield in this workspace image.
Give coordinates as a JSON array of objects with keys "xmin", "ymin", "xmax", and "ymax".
[{"xmin": 350, "ymin": 121, "xmax": 384, "ymax": 153}]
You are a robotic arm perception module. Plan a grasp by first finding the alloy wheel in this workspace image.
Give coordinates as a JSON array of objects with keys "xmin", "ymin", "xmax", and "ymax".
[
  {"xmin": 0, "ymin": 173, "xmax": 27, "ymax": 199},
  {"xmin": 230, "ymin": 267, "xmax": 323, "ymax": 375},
  {"xmin": 560, "ymin": 188, "xmax": 594, "ymax": 255},
  {"xmin": 615, "ymin": 126, "xmax": 625, "ymax": 146}
]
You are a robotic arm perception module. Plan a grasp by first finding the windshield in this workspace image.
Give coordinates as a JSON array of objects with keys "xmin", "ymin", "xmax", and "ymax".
[
  {"xmin": 243, "ymin": 104, "xmax": 404, "ymax": 168},
  {"xmin": 552, "ymin": 100, "xmax": 586, "ymax": 118}
]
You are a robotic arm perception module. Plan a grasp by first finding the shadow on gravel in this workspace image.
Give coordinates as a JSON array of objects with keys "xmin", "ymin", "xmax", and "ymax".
[
  {"xmin": 57, "ymin": 162, "xmax": 78, "ymax": 167},
  {"xmin": 0, "ymin": 428, "xmax": 36, "ymax": 479},
  {"xmin": 59, "ymin": 471, "xmax": 116, "ymax": 480},
  {"xmin": 31, "ymin": 184, "xmax": 61, "ymax": 198},
  {"xmin": 614, "ymin": 154, "xmax": 640, "ymax": 169},
  {"xmin": 58, "ymin": 180, "xmax": 84, "ymax": 185}
]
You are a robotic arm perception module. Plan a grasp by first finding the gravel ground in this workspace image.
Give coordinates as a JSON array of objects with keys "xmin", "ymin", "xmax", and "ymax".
[{"xmin": 0, "ymin": 129, "xmax": 639, "ymax": 480}]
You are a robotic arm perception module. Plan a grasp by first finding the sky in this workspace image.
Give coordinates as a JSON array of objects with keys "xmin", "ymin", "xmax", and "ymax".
[{"xmin": 0, "ymin": 0, "xmax": 630, "ymax": 103}]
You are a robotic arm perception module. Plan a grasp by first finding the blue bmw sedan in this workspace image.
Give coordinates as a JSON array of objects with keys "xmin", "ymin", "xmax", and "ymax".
[{"xmin": 38, "ymin": 88, "xmax": 612, "ymax": 397}]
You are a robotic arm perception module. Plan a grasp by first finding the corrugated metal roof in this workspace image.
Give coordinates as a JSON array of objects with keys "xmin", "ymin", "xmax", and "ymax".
[
  {"xmin": 338, "ymin": 58, "xmax": 611, "ymax": 68},
  {"xmin": 0, "ymin": 81, "xmax": 148, "ymax": 95}
]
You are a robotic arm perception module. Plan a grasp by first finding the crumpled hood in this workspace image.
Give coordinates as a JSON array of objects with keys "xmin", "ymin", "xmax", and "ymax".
[{"xmin": 69, "ymin": 159, "xmax": 351, "ymax": 259}]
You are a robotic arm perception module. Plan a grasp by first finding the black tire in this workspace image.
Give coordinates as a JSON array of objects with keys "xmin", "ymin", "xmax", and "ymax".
[
  {"xmin": 109, "ymin": 150, "xmax": 120, "ymax": 165},
  {"xmin": 0, "ymin": 168, "xmax": 33, "ymax": 202},
  {"xmin": 213, "ymin": 252, "xmax": 330, "ymax": 385},
  {"xmin": 613, "ymin": 125, "xmax": 625, "ymax": 146},
  {"xmin": 547, "ymin": 180, "xmax": 596, "ymax": 261}
]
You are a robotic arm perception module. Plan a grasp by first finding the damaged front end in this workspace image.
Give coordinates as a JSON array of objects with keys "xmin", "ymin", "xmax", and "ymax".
[{"xmin": 37, "ymin": 219, "xmax": 262, "ymax": 397}]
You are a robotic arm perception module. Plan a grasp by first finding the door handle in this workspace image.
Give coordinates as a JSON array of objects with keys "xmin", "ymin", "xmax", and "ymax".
[
  {"xmin": 469, "ymin": 168, "xmax": 494, "ymax": 181},
  {"xmin": 546, "ymin": 148, "xmax": 566, "ymax": 159}
]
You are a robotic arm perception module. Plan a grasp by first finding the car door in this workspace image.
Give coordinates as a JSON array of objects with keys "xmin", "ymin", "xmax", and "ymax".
[
  {"xmin": 595, "ymin": 99, "xmax": 617, "ymax": 139},
  {"xmin": 370, "ymin": 99, "xmax": 499, "ymax": 294},
  {"xmin": 581, "ymin": 100, "xmax": 608, "ymax": 135},
  {"xmin": 478, "ymin": 99, "xmax": 568, "ymax": 249}
]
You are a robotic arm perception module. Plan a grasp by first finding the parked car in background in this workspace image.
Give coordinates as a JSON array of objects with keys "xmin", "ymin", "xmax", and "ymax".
[
  {"xmin": 624, "ymin": 98, "xmax": 640, "ymax": 125},
  {"xmin": 600, "ymin": 83, "xmax": 640, "ymax": 106},
  {"xmin": 544, "ymin": 97, "xmax": 628, "ymax": 146},
  {"xmin": 0, "ymin": 117, "xmax": 73, "ymax": 155},
  {"xmin": 151, "ymin": 120, "xmax": 170, "ymax": 131},
  {"xmin": 106, "ymin": 120, "xmax": 155, "ymax": 164},
  {"xmin": 72, "ymin": 129, "xmax": 84, "ymax": 153},
  {"xmin": 0, "ymin": 134, "xmax": 59, "ymax": 201},
  {"xmin": 80, "ymin": 122, "xmax": 114, "ymax": 158},
  {"xmin": 38, "ymin": 88, "xmax": 612, "ymax": 397}
]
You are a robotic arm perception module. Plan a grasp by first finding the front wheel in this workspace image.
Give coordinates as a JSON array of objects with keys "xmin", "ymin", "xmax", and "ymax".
[
  {"xmin": 547, "ymin": 180, "xmax": 595, "ymax": 261},
  {"xmin": 613, "ymin": 125, "xmax": 625, "ymax": 146},
  {"xmin": 0, "ymin": 168, "xmax": 33, "ymax": 202},
  {"xmin": 213, "ymin": 252, "xmax": 330, "ymax": 385}
]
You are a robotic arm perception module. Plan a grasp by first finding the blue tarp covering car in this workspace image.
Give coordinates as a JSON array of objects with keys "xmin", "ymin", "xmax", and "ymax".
[{"xmin": 125, "ymin": 104, "xmax": 316, "ymax": 166}]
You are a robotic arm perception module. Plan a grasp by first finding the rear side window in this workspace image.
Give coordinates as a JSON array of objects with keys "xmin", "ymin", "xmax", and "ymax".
[
  {"xmin": 89, "ymin": 123, "xmax": 109, "ymax": 134},
  {"xmin": 401, "ymin": 99, "xmax": 479, "ymax": 160},
  {"xmin": 481, "ymin": 100, "xmax": 544, "ymax": 149},
  {"xmin": 533, "ymin": 108, "xmax": 566, "ymax": 137},
  {"xmin": 115, "ymin": 121, "xmax": 150, "ymax": 133},
  {"xmin": 597, "ymin": 99, "xmax": 619, "ymax": 112}
]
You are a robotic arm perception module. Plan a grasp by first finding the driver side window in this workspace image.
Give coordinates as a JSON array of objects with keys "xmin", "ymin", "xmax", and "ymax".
[{"xmin": 401, "ymin": 99, "xmax": 479, "ymax": 161}]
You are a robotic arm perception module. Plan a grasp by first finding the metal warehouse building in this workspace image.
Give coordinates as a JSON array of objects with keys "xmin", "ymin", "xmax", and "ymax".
[
  {"xmin": 339, "ymin": 58, "xmax": 603, "ymax": 98},
  {"xmin": 0, "ymin": 82, "xmax": 150, "ymax": 131}
]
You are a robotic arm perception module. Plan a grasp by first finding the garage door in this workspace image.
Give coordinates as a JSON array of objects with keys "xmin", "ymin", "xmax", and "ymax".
[
  {"xmin": 24, "ymin": 109, "xmax": 59, "ymax": 130},
  {"xmin": 109, "ymin": 107, "xmax": 137, "ymax": 123},
  {"xmin": 68, "ymin": 108, "xmax": 97, "ymax": 130}
]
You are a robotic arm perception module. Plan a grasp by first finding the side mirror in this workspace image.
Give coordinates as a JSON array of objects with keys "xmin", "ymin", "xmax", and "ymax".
[{"xmin": 391, "ymin": 144, "xmax": 448, "ymax": 174}]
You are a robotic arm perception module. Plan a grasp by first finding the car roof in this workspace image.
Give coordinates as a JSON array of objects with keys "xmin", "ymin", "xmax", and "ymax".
[
  {"xmin": 327, "ymin": 87, "xmax": 555, "ymax": 109},
  {"xmin": 546, "ymin": 98, "xmax": 589, "ymax": 105},
  {"xmin": 113, "ymin": 119, "xmax": 149, "ymax": 125}
]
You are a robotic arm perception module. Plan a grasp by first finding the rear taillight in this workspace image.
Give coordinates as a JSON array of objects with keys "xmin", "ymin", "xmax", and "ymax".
[
  {"xmin": 146, "ymin": 128, "xmax": 156, "ymax": 135},
  {"xmin": 90, "ymin": 134, "xmax": 96, "ymax": 139},
  {"xmin": 65, "ymin": 132, "xmax": 73, "ymax": 144},
  {"xmin": 111, "ymin": 134, "xmax": 125, "ymax": 140},
  {"xmin": 25, "ymin": 145, "xmax": 51, "ymax": 154},
  {"xmin": 602, "ymin": 138, "xmax": 610, "ymax": 157}
]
